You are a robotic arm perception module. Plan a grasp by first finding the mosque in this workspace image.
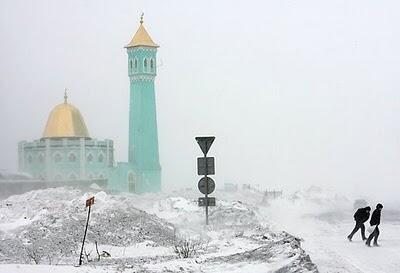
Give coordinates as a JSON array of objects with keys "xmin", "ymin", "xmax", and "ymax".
[{"xmin": 17, "ymin": 16, "xmax": 161, "ymax": 194}]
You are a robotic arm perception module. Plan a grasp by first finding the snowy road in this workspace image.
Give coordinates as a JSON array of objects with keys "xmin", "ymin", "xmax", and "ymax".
[
  {"xmin": 301, "ymin": 222, "xmax": 400, "ymax": 273},
  {"xmin": 263, "ymin": 198, "xmax": 400, "ymax": 273}
]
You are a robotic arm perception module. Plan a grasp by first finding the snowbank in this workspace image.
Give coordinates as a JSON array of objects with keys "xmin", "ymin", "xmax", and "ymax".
[{"xmin": 0, "ymin": 187, "xmax": 319, "ymax": 272}]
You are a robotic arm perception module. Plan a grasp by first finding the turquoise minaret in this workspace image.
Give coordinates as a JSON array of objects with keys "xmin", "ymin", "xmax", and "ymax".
[{"xmin": 125, "ymin": 14, "xmax": 161, "ymax": 192}]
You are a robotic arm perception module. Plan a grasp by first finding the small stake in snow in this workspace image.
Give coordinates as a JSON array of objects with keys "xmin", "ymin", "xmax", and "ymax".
[
  {"xmin": 79, "ymin": 196, "xmax": 95, "ymax": 266},
  {"xmin": 195, "ymin": 136, "xmax": 216, "ymax": 225}
]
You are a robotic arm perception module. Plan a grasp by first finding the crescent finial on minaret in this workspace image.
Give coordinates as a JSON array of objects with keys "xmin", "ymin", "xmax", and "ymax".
[
  {"xmin": 140, "ymin": 12, "xmax": 144, "ymax": 24},
  {"xmin": 64, "ymin": 88, "xmax": 68, "ymax": 104}
]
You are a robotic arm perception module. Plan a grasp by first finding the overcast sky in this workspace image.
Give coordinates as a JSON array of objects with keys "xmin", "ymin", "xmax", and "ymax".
[{"xmin": 1, "ymin": 0, "xmax": 400, "ymax": 201}]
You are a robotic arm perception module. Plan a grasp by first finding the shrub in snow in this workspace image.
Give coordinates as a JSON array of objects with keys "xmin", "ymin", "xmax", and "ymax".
[
  {"xmin": 24, "ymin": 241, "xmax": 44, "ymax": 264},
  {"xmin": 173, "ymin": 237, "xmax": 208, "ymax": 258}
]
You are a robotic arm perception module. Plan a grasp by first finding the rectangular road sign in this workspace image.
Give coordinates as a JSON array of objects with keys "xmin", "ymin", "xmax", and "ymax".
[
  {"xmin": 198, "ymin": 197, "xmax": 216, "ymax": 207},
  {"xmin": 197, "ymin": 157, "xmax": 215, "ymax": 175},
  {"xmin": 86, "ymin": 196, "xmax": 95, "ymax": 208}
]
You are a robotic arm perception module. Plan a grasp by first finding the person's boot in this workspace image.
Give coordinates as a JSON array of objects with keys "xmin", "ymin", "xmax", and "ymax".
[
  {"xmin": 365, "ymin": 240, "xmax": 371, "ymax": 247},
  {"xmin": 362, "ymin": 237, "xmax": 367, "ymax": 241},
  {"xmin": 347, "ymin": 235, "xmax": 352, "ymax": 242},
  {"xmin": 373, "ymin": 241, "xmax": 380, "ymax": 247}
]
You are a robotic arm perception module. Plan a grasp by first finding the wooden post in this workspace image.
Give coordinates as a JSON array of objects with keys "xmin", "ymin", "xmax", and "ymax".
[{"xmin": 79, "ymin": 196, "xmax": 94, "ymax": 266}]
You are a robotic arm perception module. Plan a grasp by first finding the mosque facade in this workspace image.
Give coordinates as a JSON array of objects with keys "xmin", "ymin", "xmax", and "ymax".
[
  {"xmin": 18, "ymin": 16, "xmax": 161, "ymax": 193},
  {"xmin": 18, "ymin": 93, "xmax": 114, "ymax": 182}
]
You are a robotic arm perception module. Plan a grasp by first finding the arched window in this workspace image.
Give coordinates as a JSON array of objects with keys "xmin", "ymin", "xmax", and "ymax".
[
  {"xmin": 38, "ymin": 153, "xmax": 44, "ymax": 163},
  {"xmin": 54, "ymin": 153, "xmax": 62, "ymax": 163},
  {"xmin": 98, "ymin": 153, "xmax": 104, "ymax": 163},
  {"xmin": 144, "ymin": 58, "xmax": 148, "ymax": 72},
  {"xmin": 27, "ymin": 155, "xmax": 33, "ymax": 164},
  {"xmin": 134, "ymin": 58, "xmax": 138, "ymax": 71},
  {"xmin": 87, "ymin": 153, "xmax": 93, "ymax": 162},
  {"xmin": 130, "ymin": 59, "xmax": 133, "ymax": 70},
  {"xmin": 99, "ymin": 173, "xmax": 105, "ymax": 179},
  {"xmin": 150, "ymin": 58, "xmax": 154, "ymax": 71},
  {"xmin": 68, "ymin": 153, "xmax": 77, "ymax": 162}
]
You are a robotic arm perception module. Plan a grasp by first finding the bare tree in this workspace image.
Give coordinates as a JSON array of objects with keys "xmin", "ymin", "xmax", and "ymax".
[
  {"xmin": 95, "ymin": 241, "xmax": 100, "ymax": 261},
  {"xmin": 173, "ymin": 237, "xmax": 208, "ymax": 258},
  {"xmin": 84, "ymin": 249, "xmax": 92, "ymax": 263},
  {"xmin": 25, "ymin": 243, "xmax": 45, "ymax": 264}
]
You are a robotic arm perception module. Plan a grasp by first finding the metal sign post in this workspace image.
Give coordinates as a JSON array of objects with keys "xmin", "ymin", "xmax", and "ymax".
[
  {"xmin": 195, "ymin": 136, "xmax": 216, "ymax": 225},
  {"xmin": 79, "ymin": 196, "xmax": 95, "ymax": 266}
]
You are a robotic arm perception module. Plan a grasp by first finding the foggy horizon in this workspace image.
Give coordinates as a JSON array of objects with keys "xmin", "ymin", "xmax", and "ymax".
[{"xmin": 1, "ymin": 0, "xmax": 400, "ymax": 203}]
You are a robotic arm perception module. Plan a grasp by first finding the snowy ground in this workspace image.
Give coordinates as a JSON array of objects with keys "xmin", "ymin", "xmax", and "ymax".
[
  {"xmin": 1, "ymin": 186, "xmax": 399, "ymax": 272},
  {"xmin": 0, "ymin": 187, "xmax": 317, "ymax": 273},
  {"xmin": 262, "ymin": 187, "xmax": 400, "ymax": 273},
  {"xmin": 302, "ymin": 223, "xmax": 400, "ymax": 273}
]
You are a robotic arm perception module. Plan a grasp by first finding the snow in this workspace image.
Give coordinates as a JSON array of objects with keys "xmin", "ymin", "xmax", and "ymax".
[
  {"xmin": 262, "ymin": 187, "xmax": 400, "ymax": 273},
  {"xmin": 83, "ymin": 241, "xmax": 172, "ymax": 259},
  {"xmin": 0, "ymin": 187, "xmax": 317, "ymax": 272},
  {"xmin": 0, "ymin": 264, "xmax": 111, "ymax": 273},
  {"xmin": 2, "ymin": 185, "xmax": 399, "ymax": 272},
  {"xmin": 299, "ymin": 222, "xmax": 400, "ymax": 273}
]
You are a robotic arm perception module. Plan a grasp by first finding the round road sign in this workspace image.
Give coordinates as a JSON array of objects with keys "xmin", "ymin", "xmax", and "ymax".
[{"xmin": 198, "ymin": 177, "xmax": 215, "ymax": 195}]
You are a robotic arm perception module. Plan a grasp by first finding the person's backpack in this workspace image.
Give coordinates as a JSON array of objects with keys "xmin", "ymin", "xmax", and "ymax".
[{"xmin": 354, "ymin": 209, "xmax": 362, "ymax": 221}]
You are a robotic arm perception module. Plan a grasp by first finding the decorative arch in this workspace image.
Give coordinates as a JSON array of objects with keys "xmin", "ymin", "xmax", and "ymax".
[
  {"xmin": 143, "ymin": 58, "xmax": 148, "ymax": 72},
  {"xmin": 134, "ymin": 57, "xmax": 138, "ymax": 72},
  {"xmin": 99, "ymin": 173, "xmax": 105, "ymax": 179},
  {"xmin": 38, "ymin": 153, "xmax": 45, "ymax": 163},
  {"xmin": 53, "ymin": 152, "xmax": 62, "ymax": 163},
  {"xmin": 98, "ymin": 152, "xmax": 104, "ymax": 163},
  {"xmin": 68, "ymin": 152, "xmax": 77, "ymax": 162},
  {"xmin": 87, "ymin": 153, "xmax": 93, "ymax": 162},
  {"xmin": 27, "ymin": 154, "xmax": 33, "ymax": 164},
  {"xmin": 150, "ymin": 58, "xmax": 154, "ymax": 72}
]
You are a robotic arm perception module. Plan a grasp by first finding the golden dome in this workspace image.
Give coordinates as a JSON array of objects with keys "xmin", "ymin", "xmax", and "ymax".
[
  {"xmin": 126, "ymin": 14, "xmax": 158, "ymax": 48},
  {"xmin": 42, "ymin": 94, "xmax": 90, "ymax": 139}
]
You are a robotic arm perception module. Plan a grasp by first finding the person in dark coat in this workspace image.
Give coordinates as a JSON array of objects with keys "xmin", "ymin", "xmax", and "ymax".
[
  {"xmin": 366, "ymin": 203, "xmax": 383, "ymax": 247},
  {"xmin": 347, "ymin": 206, "xmax": 371, "ymax": 241}
]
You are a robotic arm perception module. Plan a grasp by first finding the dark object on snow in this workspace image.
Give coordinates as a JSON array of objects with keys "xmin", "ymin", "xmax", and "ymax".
[
  {"xmin": 347, "ymin": 206, "xmax": 371, "ymax": 241},
  {"xmin": 366, "ymin": 204, "xmax": 383, "ymax": 246},
  {"xmin": 370, "ymin": 204, "xmax": 382, "ymax": 226},
  {"xmin": 354, "ymin": 207, "xmax": 371, "ymax": 223}
]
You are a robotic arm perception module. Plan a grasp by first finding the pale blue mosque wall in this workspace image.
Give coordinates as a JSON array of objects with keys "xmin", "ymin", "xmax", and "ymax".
[{"xmin": 18, "ymin": 138, "xmax": 113, "ymax": 181}]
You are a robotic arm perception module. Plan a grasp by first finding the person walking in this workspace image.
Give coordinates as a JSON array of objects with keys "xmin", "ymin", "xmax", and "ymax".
[
  {"xmin": 347, "ymin": 206, "xmax": 371, "ymax": 241},
  {"xmin": 366, "ymin": 203, "xmax": 383, "ymax": 247}
]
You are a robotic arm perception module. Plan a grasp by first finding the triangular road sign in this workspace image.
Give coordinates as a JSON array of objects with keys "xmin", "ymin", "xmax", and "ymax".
[{"xmin": 195, "ymin": 136, "xmax": 215, "ymax": 155}]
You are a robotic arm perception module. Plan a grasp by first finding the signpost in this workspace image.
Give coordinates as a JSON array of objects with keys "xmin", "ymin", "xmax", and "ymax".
[
  {"xmin": 197, "ymin": 157, "xmax": 215, "ymax": 175},
  {"xmin": 195, "ymin": 136, "xmax": 216, "ymax": 225},
  {"xmin": 198, "ymin": 177, "xmax": 215, "ymax": 195},
  {"xmin": 198, "ymin": 196, "xmax": 216, "ymax": 206},
  {"xmin": 79, "ymin": 196, "xmax": 95, "ymax": 266}
]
